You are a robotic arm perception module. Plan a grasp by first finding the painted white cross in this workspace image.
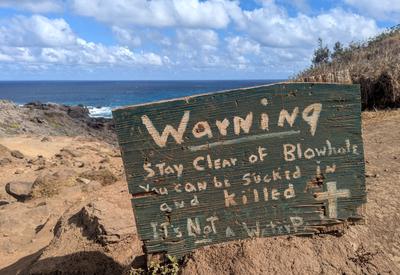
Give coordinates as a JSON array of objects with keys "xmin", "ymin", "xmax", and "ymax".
[{"xmin": 314, "ymin": 181, "xmax": 350, "ymax": 219}]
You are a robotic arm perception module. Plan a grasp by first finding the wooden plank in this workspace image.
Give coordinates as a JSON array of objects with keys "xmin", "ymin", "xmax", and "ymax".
[{"xmin": 112, "ymin": 82, "xmax": 366, "ymax": 258}]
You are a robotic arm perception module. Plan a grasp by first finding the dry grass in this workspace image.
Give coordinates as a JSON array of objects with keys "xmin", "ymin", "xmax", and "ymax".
[{"xmin": 295, "ymin": 26, "xmax": 400, "ymax": 110}]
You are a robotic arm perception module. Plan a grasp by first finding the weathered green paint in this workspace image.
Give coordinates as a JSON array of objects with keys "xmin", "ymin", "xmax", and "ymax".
[{"xmin": 112, "ymin": 83, "xmax": 366, "ymax": 258}]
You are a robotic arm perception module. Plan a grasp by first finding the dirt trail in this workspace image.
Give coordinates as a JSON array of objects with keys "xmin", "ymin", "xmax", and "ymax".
[{"xmin": 0, "ymin": 137, "xmax": 74, "ymax": 159}]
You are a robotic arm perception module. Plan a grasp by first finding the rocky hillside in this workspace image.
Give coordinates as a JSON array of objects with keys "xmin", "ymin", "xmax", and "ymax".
[
  {"xmin": 296, "ymin": 26, "xmax": 400, "ymax": 109},
  {"xmin": 0, "ymin": 100, "xmax": 116, "ymax": 143}
]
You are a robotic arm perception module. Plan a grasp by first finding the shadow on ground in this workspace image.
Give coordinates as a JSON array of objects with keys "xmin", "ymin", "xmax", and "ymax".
[{"xmin": 0, "ymin": 250, "xmax": 128, "ymax": 275}]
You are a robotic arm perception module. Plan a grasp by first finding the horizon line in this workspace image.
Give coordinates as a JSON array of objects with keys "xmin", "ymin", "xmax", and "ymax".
[{"xmin": 0, "ymin": 79, "xmax": 286, "ymax": 82}]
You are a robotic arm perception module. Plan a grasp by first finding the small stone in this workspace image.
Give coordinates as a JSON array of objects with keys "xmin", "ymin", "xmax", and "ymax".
[
  {"xmin": 75, "ymin": 161, "xmax": 85, "ymax": 168},
  {"xmin": 14, "ymin": 169, "xmax": 24, "ymax": 174},
  {"xmin": 41, "ymin": 137, "xmax": 50, "ymax": 142},
  {"xmin": 30, "ymin": 156, "xmax": 46, "ymax": 165},
  {"xmin": 0, "ymin": 201, "xmax": 10, "ymax": 206},
  {"xmin": 11, "ymin": 150, "xmax": 24, "ymax": 159},
  {"xmin": 99, "ymin": 158, "xmax": 109, "ymax": 164},
  {"xmin": 35, "ymin": 117, "xmax": 44, "ymax": 124},
  {"xmin": 5, "ymin": 181, "xmax": 33, "ymax": 201},
  {"xmin": 0, "ymin": 158, "xmax": 11, "ymax": 165},
  {"xmin": 35, "ymin": 165, "xmax": 46, "ymax": 171},
  {"xmin": 60, "ymin": 148, "xmax": 81, "ymax": 158},
  {"xmin": 76, "ymin": 177, "xmax": 91, "ymax": 184}
]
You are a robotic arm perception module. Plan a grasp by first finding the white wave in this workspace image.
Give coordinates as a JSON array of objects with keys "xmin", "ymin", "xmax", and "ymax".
[{"xmin": 87, "ymin": 106, "xmax": 113, "ymax": 118}]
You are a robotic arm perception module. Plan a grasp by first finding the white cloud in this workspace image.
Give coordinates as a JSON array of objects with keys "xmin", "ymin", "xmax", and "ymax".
[
  {"xmin": 0, "ymin": 0, "xmax": 385, "ymax": 77},
  {"xmin": 71, "ymin": 0, "xmax": 380, "ymax": 49},
  {"xmin": 112, "ymin": 26, "xmax": 142, "ymax": 47},
  {"xmin": 70, "ymin": 0, "xmax": 241, "ymax": 29},
  {"xmin": 226, "ymin": 36, "xmax": 261, "ymax": 55},
  {"xmin": 0, "ymin": 15, "xmax": 77, "ymax": 47},
  {"xmin": 237, "ymin": 6, "xmax": 380, "ymax": 48},
  {"xmin": 0, "ymin": 15, "xmax": 164, "ymax": 68},
  {"xmin": 344, "ymin": 0, "xmax": 400, "ymax": 21},
  {"xmin": 0, "ymin": 0, "xmax": 63, "ymax": 13},
  {"xmin": 176, "ymin": 29, "xmax": 219, "ymax": 51}
]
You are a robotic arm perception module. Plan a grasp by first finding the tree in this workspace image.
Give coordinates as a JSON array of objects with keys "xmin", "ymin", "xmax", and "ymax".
[
  {"xmin": 312, "ymin": 38, "xmax": 330, "ymax": 66},
  {"xmin": 331, "ymin": 41, "xmax": 344, "ymax": 60}
]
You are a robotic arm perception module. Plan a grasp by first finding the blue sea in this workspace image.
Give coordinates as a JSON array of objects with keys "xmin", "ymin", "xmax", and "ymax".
[{"xmin": 0, "ymin": 80, "xmax": 279, "ymax": 118}]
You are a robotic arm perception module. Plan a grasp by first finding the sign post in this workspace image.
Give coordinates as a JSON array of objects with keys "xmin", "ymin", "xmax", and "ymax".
[{"xmin": 113, "ymin": 83, "xmax": 366, "ymax": 259}]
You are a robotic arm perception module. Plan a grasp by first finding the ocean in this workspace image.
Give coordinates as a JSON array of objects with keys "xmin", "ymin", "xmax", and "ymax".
[{"xmin": 0, "ymin": 80, "xmax": 279, "ymax": 118}]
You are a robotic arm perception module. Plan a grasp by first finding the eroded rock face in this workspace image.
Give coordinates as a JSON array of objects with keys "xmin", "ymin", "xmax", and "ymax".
[
  {"xmin": 78, "ymin": 200, "xmax": 135, "ymax": 245},
  {"xmin": 28, "ymin": 197, "xmax": 141, "ymax": 275},
  {"xmin": 5, "ymin": 181, "xmax": 33, "ymax": 201}
]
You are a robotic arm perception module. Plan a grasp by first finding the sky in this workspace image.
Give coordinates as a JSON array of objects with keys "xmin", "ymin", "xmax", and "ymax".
[{"xmin": 0, "ymin": 0, "xmax": 397, "ymax": 80}]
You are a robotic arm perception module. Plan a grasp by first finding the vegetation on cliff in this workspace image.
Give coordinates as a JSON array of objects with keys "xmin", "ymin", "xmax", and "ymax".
[{"xmin": 296, "ymin": 25, "xmax": 400, "ymax": 110}]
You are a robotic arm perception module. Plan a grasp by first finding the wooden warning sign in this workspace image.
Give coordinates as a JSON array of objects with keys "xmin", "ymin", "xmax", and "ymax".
[{"xmin": 112, "ymin": 83, "xmax": 366, "ymax": 258}]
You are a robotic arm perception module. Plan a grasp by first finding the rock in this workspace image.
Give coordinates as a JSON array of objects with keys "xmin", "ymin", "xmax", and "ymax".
[
  {"xmin": 79, "ymin": 200, "xmax": 135, "ymax": 245},
  {"xmin": 76, "ymin": 177, "xmax": 91, "ymax": 184},
  {"xmin": 60, "ymin": 148, "xmax": 82, "ymax": 158},
  {"xmin": 11, "ymin": 150, "xmax": 24, "ymax": 159},
  {"xmin": 87, "ymin": 120, "xmax": 105, "ymax": 129},
  {"xmin": 0, "ymin": 193, "xmax": 17, "ymax": 206},
  {"xmin": 79, "ymin": 169, "xmax": 118, "ymax": 186},
  {"xmin": 5, "ymin": 181, "xmax": 33, "ymax": 201},
  {"xmin": 66, "ymin": 105, "xmax": 90, "ymax": 120},
  {"xmin": 29, "ymin": 155, "xmax": 46, "ymax": 166},
  {"xmin": 32, "ymin": 169, "xmax": 77, "ymax": 198},
  {"xmin": 41, "ymin": 136, "xmax": 51, "ymax": 142},
  {"xmin": 0, "ymin": 158, "xmax": 11, "ymax": 165},
  {"xmin": 99, "ymin": 157, "xmax": 109, "ymax": 164},
  {"xmin": 0, "ymin": 200, "xmax": 10, "ymax": 206},
  {"xmin": 35, "ymin": 165, "xmax": 46, "ymax": 171},
  {"xmin": 14, "ymin": 168, "xmax": 24, "ymax": 174},
  {"xmin": 32, "ymin": 174, "xmax": 59, "ymax": 198},
  {"xmin": 74, "ymin": 161, "xmax": 85, "ymax": 168},
  {"xmin": 32, "ymin": 117, "xmax": 45, "ymax": 124},
  {"xmin": 28, "ymin": 198, "xmax": 140, "ymax": 275}
]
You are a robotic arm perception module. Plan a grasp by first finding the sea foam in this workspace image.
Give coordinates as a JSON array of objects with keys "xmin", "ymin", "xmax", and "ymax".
[{"xmin": 88, "ymin": 106, "xmax": 113, "ymax": 118}]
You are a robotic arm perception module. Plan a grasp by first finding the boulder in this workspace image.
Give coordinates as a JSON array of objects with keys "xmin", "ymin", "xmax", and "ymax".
[
  {"xmin": 31, "ymin": 169, "xmax": 77, "ymax": 198},
  {"xmin": 11, "ymin": 150, "xmax": 24, "ymax": 159},
  {"xmin": 5, "ymin": 181, "xmax": 33, "ymax": 201}
]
